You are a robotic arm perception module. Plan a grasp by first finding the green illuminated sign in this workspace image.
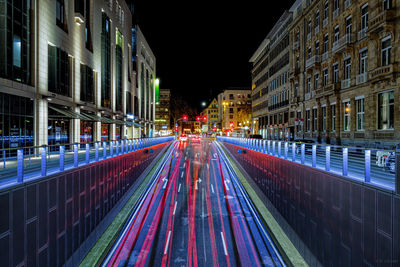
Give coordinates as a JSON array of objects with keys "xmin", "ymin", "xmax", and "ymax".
[{"xmin": 155, "ymin": 78, "xmax": 160, "ymax": 104}]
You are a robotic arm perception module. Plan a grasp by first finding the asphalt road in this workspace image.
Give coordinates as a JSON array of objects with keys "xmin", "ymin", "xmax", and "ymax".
[{"xmin": 103, "ymin": 139, "xmax": 284, "ymax": 266}]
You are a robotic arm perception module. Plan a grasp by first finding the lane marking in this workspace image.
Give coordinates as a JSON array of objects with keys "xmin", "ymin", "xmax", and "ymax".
[
  {"xmin": 207, "ymin": 163, "xmax": 209, "ymax": 169},
  {"xmin": 178, "ymin": 183, "xmax": 181, "ymax": 193},
  {"xmin": 211, "ymin": 184, "xmax": 214, "ymax": 194},
  {"xmin": 220, "ymin": 232, "xmax": 228, "ymax": 256},
  {"xmin": 224, "ymin": 180, "xmax": 230, "ymax": 191},
  {"xmin": 173, "ymin": 201, "xmax": 177, "ymax": 215},
  {"xmin": 181, "ymin": 172, "xmax": 184, "ymax": 178},
  {"xmin": 162, "ymin": 178, "xmax": 168, "ymax": 189},
  {"xmin": 183, "ymin": 162, "xmax": 186, "ymax": 168},
  {"xmin": 164, "ymin": 230, "xmax": 172, "ymax": 255}
]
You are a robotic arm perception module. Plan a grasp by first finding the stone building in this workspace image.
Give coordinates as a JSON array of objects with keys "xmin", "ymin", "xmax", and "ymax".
[
  {"xmin": 289, "ymin": 0, "xmax": 400, "ymax": 148},
  {"xmin": 200, "ymin": 98, "xmax": 219, "ymax": 132},
  {"xmin": 250, "ymin": 10, "xmax": 293, "ymax": 140},
  {"xmin": 218, "ymin": 88, "xmax": 252, "ymax": 135},
  {"xmin": 155, "ymin": 89, "xmax": 171, "ymax": 135}
]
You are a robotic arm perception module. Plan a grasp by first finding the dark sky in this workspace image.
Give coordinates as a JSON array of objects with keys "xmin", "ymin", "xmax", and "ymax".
[{"xmin": 129, "ymin": 1, "xmax": 294, "ymax": 110}]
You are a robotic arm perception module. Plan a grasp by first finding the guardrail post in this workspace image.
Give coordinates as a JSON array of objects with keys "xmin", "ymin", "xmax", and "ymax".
[
  {"xmin": 17, "ymin": 149, "xmax": 23, "ymax": 182},
  {"xmin": 95, "ymin": 142, "xmax": 99, "ymax": 161},
  {"xmin": 301, "ymin": 144, "xmax": 305, "ymax": 164},
  {"xmin": 292, "ymin": 143, "xmax": 296, "ymax": 162},
  {"xmin": 3, "ymin": 150, "xmax": 6, "ymax": 168},
  {"xmin": 126, "ymin": 140, "xmax": 129, "ymax": 152},
  {"xmin": 272, "ymin": 141, "xmax": 276, "ymax": 156},
  {"xmin": 41, "ymin": 146, "xmax": 47, "ymax": 176},
  {"xmin": 263, "ymin": 140, "xmax": 266, "ymax": 153},
  {"xmin": 110, "ymin": 141, "xmax": 114, "ymax": 157},
  {"xmin": 74, "ymin": 144, "xmax": 79, "ymax": 168},
  {"xmin": 60, "ymin": 145, "xmax": 65, "ymax": 171},
  {"xmin": 342, "ymin": 147, "xmax": 348, "ymax": 176},
  {"xmin": 365, "ymin": 149, "xmax": 371, "ymax": 183},
  {"xmin": 103, "ymin": 142, "xmax": 107, "ymax": 159},
  {"xmin": 395, "ymin": 145, "xmax": 400, "ymax": 194},
  {"xmin": 312, "ymin": 145, "xmax": 317, "ymax": 168},
  {"xmin": 116, "ymin": 141, "xmax": 119, "ymax": 155},
  {"xmin": 284, "ymin": 142, "xmax": 288, "ymax": 159},
  {"xmin": 325, "ymin": 146, "xmax": 330, "ymax": 171},
  {"xmin": 85, "ymin": 143, "xmax": 90, "ymax": 164},
  {"xmin": 278, "ymin": 141, "xmax": 281, "ymax": 157},
  {"xmin": 268, "ymin": 140, "xmax": 271, "ymax": 154}
]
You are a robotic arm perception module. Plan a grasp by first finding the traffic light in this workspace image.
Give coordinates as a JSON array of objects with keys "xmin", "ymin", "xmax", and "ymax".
[
  {"xmin": 202, "ymin": 116, "xmax": 207, "ymax": 122},
  {"xmin": 196, "ymin": 116, "xmax": 201, "ymax": 121},
  {"xmin": 182, "ymin": 115, "xmax": 188, "ymax": 121},
  {"xmin": 175, "ymin": 126, "xmax": 179, "ymax": 131},
  {"xmin": 213, "ymin": 126, "xmax": 217, "ymax": 131}
]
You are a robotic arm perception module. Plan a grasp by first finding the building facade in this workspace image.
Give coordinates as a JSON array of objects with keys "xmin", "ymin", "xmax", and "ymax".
[
  {"xmin": 250, "ymin": 10, "xmax": 293, "ymax": 140},
  {"xmin": 0, "ymin": 0, "xmax": 157, "ymax": 152},
  {"xmin": 200, "ymin": 98, "xmax": 219, "ymax": 132},
  {"xmin": 132, "ymin": 25, "xmax": 156, "ymax": 137},
  {"xmin": 289, "ymin": 0, "xmax": 400, "ymax": 148},
  {"xmin": 155, "ymin": 89, "xmax": 171, "ymax": 135},
  {"xmin": 218, "ymin": 89, "xmax": 252, "ymax": 135}
]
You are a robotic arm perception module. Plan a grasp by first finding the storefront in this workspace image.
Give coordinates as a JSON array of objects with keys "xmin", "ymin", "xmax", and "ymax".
[
  {"xmin": 0, "ymin": 93, "xmax": 34, "ymax": 153},
  {"xmin": 48, "ymin": 105, "xmax": 71, "ymax": 150},
  {"xmin": 101, "ymin": 123, "xmax": 110, "ymax": 141}
]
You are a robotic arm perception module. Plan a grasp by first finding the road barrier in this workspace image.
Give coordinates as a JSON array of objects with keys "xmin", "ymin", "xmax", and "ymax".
[{"xmin": 217, "ymin": 137, "xmax": 397, "ymax": 192}]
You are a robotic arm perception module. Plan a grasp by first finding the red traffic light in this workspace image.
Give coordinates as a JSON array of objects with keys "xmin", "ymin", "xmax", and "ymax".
[
  {"xmin": 202, "ymin": 116, "xmax": 207, "ymax": 122},
  {"xmin": 182, "ymin": 115, "xmax": 188, "ymax": 121},
  {"xmin": 213, "ymin": 126, "xmax": 217, "ymax": 131},
  {"xmin": 196, "ymin": 116, "xmax": 201, "ymax": 121},
  {"xmin": 175, "ymin": 126, "xmax": 178, "ymax": 131}
]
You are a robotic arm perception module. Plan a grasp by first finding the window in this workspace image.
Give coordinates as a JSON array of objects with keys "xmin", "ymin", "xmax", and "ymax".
[
  {"xmin": 360, "ymin": 49, "xmax": 368, "ymax": 74},
  {"xmin": 229, "ymin": 108, "xmax": 233, "ymax": 113},
  {"xmin": 383, "ymin": 0, "xmax": 392, "ymax": 10},
  {"xmin": 333, "ymin": 63, "xmax": 339, "ymax": 83},
  {"xmin": 115, "ymin": 30, "xmax": 123, "ymax": 111},
  {"xmin": 331, "ymin": 104, "xmax": 336, "ymax": 131},
  {"xmin": 323, "ymin": 34, "xmax": 329, "ymax": 53},
  {"xmin": 315, "ymin": 10, "xmax": 320, "ymax": 27},
  {"xmin": 378, "ymin": 91, "xmax": 394, "ymax": 130},
  {"xmin": 13, "ymin": 35, "xmax": 21, "ymax": 68},
  {"xmin": 295, "ymin": 83, "xmax": 298, "ymax": 97},
  {"xmin": 314, "ymin": 73, "xmax": 319, "ymax": 89},
  {"xmin": 315, "ymin": 41, "xmax": 320, "ymax": 55},
  {"xmin": 308, "ymin": 19, "xmax": 312, "ymax": 35},
  {"xmin": 48, "ymin": 45, "xmax": 70, "ymax": 97},
  {"xmin": 381, "ymin": 36, "xmax": 391, "ymax": 66},
  {"xmin": 356, "ymin": 98, "xmax": 364, "ymax": 131},
  {"xmin": 313, "ymin": 108, "xmax": 318, "ymax": 132},
  {"xmin": 308, "ymin": 47, "xmax": 312, "ymax": 59},
  {"xmin": 307, "ymin": 76, "xmax": 311, "ymax": 93},
  {"xmin": 345, "ymin": 16, "xmax": 352, "ymax": 38},
  {"xmin": 334, "ymin": 26, "xmax": 339, "ymax": 42},
  {"xmin": 324, "ymin": 1, "xmax": 329, "ymax": 19},
  {"xmin": 334, "ymin": 0, "xmax": 339, "ymax": 11},
  {"xmin": 80, "ymin": 64, "xmax": 94, "ymax": 103},
  {"xmin": 323, "ymin": 68, "xmax": 328, "ymax": 86},
  {"xmin": 296, "ymin": 56, "xmax": 300, "ymax": 68},
  {"xmin": 306, "ymin": 110, "xmax": 311, "ymax": 131},
  {"xmin": 85, "ymin": 0, "xmax": 93, "ymax": 51},
  {"xmin": 344, "ymin": 58, "xmax": 351, "ymax": 79},
  {"xmin": 101, "ymin": 13, "xmax": 111, "ymax": 108},
  {"xmin": 361, "ymin": 4, "xmax": 368, "ymax": 30},
  {"xmin": 322, "ymin": 106, "xmax": 327, "ymax": 132},
  {"xmin": 56, "ymin": 0, "xmax": 67, "ymax": 32},
  {"xmin": 344, "ymin": 101, "xmax": 350, "ymax": 131}
]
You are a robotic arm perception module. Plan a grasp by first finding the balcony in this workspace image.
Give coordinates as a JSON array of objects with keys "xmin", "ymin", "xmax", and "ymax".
[
  {"xmin": 322, "ymin": 51, "xmax": 329, "ymax": 62},
  {"xmin": 315, "ymin": 25, "xmax": 320, "ymax": 34},
  {"xmin": 345, "ymin": 0, "xmax": 352, "ymax": 9},
  {"xmin": 341, "ymin": 78, "xmax": 351, "ymax": 89},
  {"xmin": 293, "ymin": 41, "xmax": 300, "ymax": 50},
  {"xmin": 305, "ymin": 92, "xmax": 311, "ymax": 100},
  {"xmin": 369, "ymin": 64, "xmax": 397, "ymax": 82},
  {"xmin": 306, "ymin": 55, "xmax": 321, "ymax": 69},
  {"xmin": 307, "ymin": 32, "xmax": 312, "ymax": 41},
  {"xmin": 332, "ymin": 34, "xmax": 355, "ymax": 54},
  {"xmin": 356, "ymin": 72, "xmax": 368, "ymax": 85},
  {"xmin": 358, "ymin": 28, "xmax": 368, "ymax": 40},
  {"xmin": 333, "ymin": 9, "xmax": 339, "ymax": 19},
  {"xmin": 323, "ymin": 17, "xmax": 329, "ymax": 28},
  {"xmin": 368, "ymin": 9, "xmax": 396, "ymax": 33}
]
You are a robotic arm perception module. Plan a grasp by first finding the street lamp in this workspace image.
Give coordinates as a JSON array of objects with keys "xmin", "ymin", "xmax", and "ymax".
[{"xmin": 201, "ymin": 101, "xmax": 207, "ymax": 107}]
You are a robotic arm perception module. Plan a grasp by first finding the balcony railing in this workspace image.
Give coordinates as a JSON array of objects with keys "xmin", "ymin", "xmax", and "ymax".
[
  {"xmin": 345, "ymin": 0, "xmax": 352, "ymax": 9},
  {"xmin": 332, "ymin": 34, "xmax": 355, "ymax": 53},
  {"xmin": 323, "ymin": 17, "xmax": 329, "ymax": 28},
  {"xmin": 333, "ymin": 9, "xmax": 339, "ymax": 19},
  {"xmin": 315, "ymin": 25, "xmax": 320, "ymax": 34},
  {"xmin": 369, "ymin": 9, "xmax": 396, "ymax": 33},
  {"xmin": 293, "ymin": 41, "xmax": 300, "ymax": 50},
  {"xmin": 341, "ymin": 78, "xmax": 351, "ymax": 89},
  {"xmin": 306, "ymin": 55, "xmax": 321, "ymax": 69},
  {"xmin": 369, "ymin": 64, "xmax": 397, "ymax": 81},
  {"xmin": 358, "ymin": 27, "xmax": 368, "ymax": 40},
  {"xmin": 356, "ymin": 72, "xmax": 368, "ymax": 85},
  {"xmin": 322, "ymin": 51, "xmax": 329, "ymax": 61}
]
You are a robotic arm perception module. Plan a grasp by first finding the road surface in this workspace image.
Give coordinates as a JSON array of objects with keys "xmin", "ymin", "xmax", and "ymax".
[{"xmin": 102, "ymin": 139, "xmax": 284, "ymax": 266}]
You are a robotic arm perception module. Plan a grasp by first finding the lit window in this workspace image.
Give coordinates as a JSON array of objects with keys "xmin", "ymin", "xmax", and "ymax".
[
  {"xmin": 13, "ymin": 35, "xmax": 21, "ymax": 68},
  {"xmin": 378, "ymin": 91, "xmax": 394, "ymax": 130},
  {"xmin": 381, "ymin": 36, "xmax": 391, "ymax": 66}
]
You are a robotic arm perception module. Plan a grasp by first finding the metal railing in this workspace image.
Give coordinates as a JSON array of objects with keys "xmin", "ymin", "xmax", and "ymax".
[
  {"xmin": 217, "ymin": 136, "xmax": 397, "ymax": 192},
  {"xmin": 0, "ymin": 136, "xmax": 175, "ymax": 188}
]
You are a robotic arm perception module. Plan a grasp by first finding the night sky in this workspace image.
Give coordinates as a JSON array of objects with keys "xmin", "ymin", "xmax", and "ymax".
[{"xmin": 129, "ymin": 1, "xmax": 294, "ymax": 110}]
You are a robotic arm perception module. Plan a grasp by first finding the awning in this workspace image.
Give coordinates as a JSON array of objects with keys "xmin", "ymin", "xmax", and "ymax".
[{"xmin": 49, "ymin": 106, "xmax": 95, "ymax": 121}]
